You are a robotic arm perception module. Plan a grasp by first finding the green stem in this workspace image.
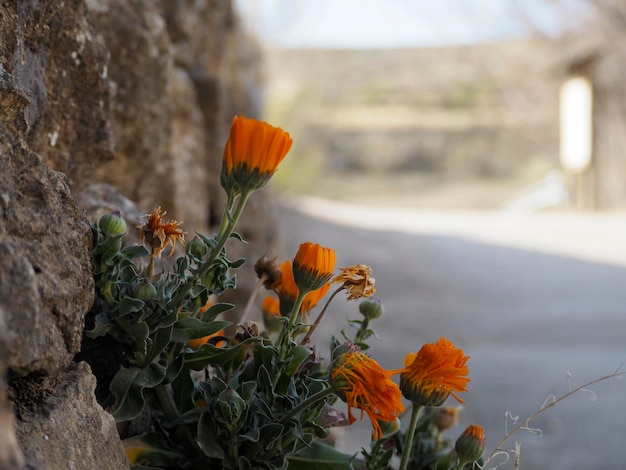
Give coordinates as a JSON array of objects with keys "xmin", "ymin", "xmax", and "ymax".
[
  {"xmin": 146, "ymin": 257, "xmax": 155, "ymax": 279},
  {"xmin": 276, "ymin": 291, "xmax": 306, "ymax": 360},
  {"xmin": 454, "ymin": 459, "xmax": 471, "ymax": 470},
  {"xmin": 273, "ymin": 290, "xmax": 307, "ymax": 387},
  {"xmin": 228, "ymin": 445, "xmax": 239, "ymax": 466},
  {"xmin": 156, "ymin": 384, "xmax": 206, "ymax": 458},
  {"xmin": 278, "ymin": 387, "xmax": 335, "ymax": 424},
  {"xmin": 299, "ymin": 286, "xmax": 344, "ymax": 346},
  {"xmin": 217, "ymin": 191, "xmax": 236, "ymax": 240},
  {"xmin": 354, "ymin": 317, "xmax": 370, "ymax": 345},
  {"xmin": 200, "ymin": 190, "xmax": 250, "ymax": 276},
  {"xmin": 154, "ymin": 384, "xmax": 180, "ymax": 422},
  {"xmin": 399, "ymin": 405, "xmax": 422, "ymax": 470},
  {"xmin": 167, "ymin": 190, "xmax": 251, "ymax": 310},
  {"xmin": 287, "ymin": 291, "xmax": 307, "ymax": 331}
]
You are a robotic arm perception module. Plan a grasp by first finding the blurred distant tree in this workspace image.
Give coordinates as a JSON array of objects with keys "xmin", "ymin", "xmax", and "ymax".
[{"xmin": 524, "ymin": 0, "xmax": 626, "ymax": 208}]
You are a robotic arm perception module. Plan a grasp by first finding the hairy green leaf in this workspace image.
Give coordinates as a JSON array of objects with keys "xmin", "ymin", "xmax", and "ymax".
[
  {"xmin": 111, "ymin": 363, "xmax": 167, "ymax": 421},
  {"xmin": 118, "ymin": 297, "xmax": 146, "ymax": 316},
  {"xmin": 285, "ymin": 345, "xmax": 312, "ymax": 378},
  {"xmin": 197, "ymin": 412, "xmax": 225, "ymax": 459},
  {"xmin": 184, "ymin": 337, "xmax": 258, "ymax": 370},
  {"xmin": 144, "ymin": 325, "xmax": 173, "ymax": 364},
  {"xmin": 120, "ymin": 245, "xmax": 150, "ymax": 259},
  {"xmin": 201, "ymin": 302, "xmax": 234, "ymax": 322},
  {"xmin": 289, "ymin": 441, "xmax": 363, "ymax": 470},
  {"xmin": 171, "ymin": 318, "xmax": 230, "ymax": 342}
]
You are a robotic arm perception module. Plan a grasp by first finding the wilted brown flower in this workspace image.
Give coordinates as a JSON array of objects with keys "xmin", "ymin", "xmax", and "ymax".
[
  {"xmin": 433, "ymin": 406, "xmax": 461, "ymax": 432},
  {"xmin": 332, "ymin": 264, "xmax": 376, "ymax": 300},
  {"xmin": 138, "ymin": 207, "xmax": 186, "ymax": 259},
  {"xmin": 235, "ymin": 321, "xmax": 260, "ymax": 342},
  {"xmin": 254, "ymin": 256, "xmax": 282, "ymax": 289}
]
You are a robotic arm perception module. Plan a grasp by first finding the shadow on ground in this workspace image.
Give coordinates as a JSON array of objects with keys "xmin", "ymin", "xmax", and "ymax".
[{"xmin": 269, "ymin": 202, "xmax": 626, "ymax": 470}]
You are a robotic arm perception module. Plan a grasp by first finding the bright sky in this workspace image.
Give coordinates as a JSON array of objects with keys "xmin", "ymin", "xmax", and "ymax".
[{"xmin": 235, "ymin": 0, "xmax": 573, "ymax": 49}]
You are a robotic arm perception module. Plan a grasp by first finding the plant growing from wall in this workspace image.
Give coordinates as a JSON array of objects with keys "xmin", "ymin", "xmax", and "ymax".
[{"xmin": 86, "ymin": 115, "xmax": 621, "ymax": 470}]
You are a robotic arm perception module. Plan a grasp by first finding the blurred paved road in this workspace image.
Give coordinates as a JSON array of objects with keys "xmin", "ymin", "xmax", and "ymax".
[{"xmin": 276, "ymin": 196, "xmax": 626, "ymax": 470}]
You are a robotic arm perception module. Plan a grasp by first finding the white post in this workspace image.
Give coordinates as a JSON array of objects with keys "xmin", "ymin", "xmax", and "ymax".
[{"xmin": 559, "ymin": 76, "xmax": 593, "ymax": 209}]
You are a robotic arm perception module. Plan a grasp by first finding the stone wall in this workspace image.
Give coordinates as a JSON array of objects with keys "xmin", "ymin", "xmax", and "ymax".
[{"xmin": 0, "ymin": 1, "xmax": 271, "ymax": 468}]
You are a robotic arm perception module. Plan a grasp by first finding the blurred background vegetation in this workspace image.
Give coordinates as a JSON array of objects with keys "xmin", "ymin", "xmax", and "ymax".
[
  {"xmin": 238, "ymin": 0, "xmax": 626, "ymax": 210},
  {"xmin": 265, "ymin": 41, "xmax": 559, "ymax": 208}
]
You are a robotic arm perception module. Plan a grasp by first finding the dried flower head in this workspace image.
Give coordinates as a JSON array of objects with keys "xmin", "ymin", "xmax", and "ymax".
[
  {"xmin": 138, "ymin": 207, "xmax": 186, "ymax": 259},
  {"xmin": 221, "ymin": 116, "xmax": 292, "ymax": 193},
  {"xmin": 433, "ymin": 406, "xmax": 461, "ymax": 432},
  {"xmin": 332, "ymin": 264, "xmax": 376, "ymax": 300},
  {"xmin": 330, "ymin": 343, "xmax": 404, "ymax": 440},
  {"xmin": 235, "ymin": 321, "xmax": 260, "ymax": 342},
  {"xmin": 400, "ymin": 337, "xmax": 470, "ymax": 406},
  {"xmin": 254, "ymin": 256, "xmax": 282, "ymax": 289},
  {"xmin": 292, "ymin": 242, "xmax": 336, "ymax": 294}
]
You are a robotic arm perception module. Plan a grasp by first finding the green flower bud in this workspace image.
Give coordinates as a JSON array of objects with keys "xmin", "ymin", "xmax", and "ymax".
[
  {"xmin": 455, "ymin": 425, "xmax": 486, "ymax": 464},
  {"xmin": 359, "ymin": 298, "xmax": 384, "ymax": 320},
  {"xmin": 134, "ymin": 280, "xmax": 157, "ymax": 301},
  {"xmin": 215, "ymin": 388, "xmax": 246, "ymax": 424},
  {"xmin": 331, "ymin": 341, "xmax": 361, "ymax": 363},
  {"xmin": 99, "ymin": 211, "xmax": 127, "ymax": 238}
]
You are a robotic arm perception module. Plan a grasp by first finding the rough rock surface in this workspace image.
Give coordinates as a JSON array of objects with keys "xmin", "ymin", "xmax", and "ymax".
[
  {"xmin": 0, "ymin": 308, "xmax": 25, "ymax": 470},
  {"xmin": 0, "ymin": 124, "xmax": 93, "ymax": 377},
  {"xmin": 1, "ymin": 0, "xmax": 270, "ymax": 467},
  {"xmin": 14, "ymin": 362, "xmax": 128, "ymax": 470},
  {"xmin": 0, "ymin": 1, "xmax": 114, "ymax": 187}
]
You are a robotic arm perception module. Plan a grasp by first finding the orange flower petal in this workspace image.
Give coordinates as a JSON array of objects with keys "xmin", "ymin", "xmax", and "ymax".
[
  {"xmin": 400, "ymin": 337, "xmax": 470, "ymax": 406},
  {"xmin": 331, "ymin": 350, "xmax": 404, "ymax": 440},
  {"xmin": 221, "ymin": 116, "xmax": 292, "ymax": 192}
]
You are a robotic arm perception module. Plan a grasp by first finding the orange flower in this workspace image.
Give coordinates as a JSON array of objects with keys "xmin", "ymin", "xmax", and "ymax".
[
  {"xmin": 301, "ymin": 283, "xmax": 330, "ymax": 313},
  {"xmin": 275, "ymin": 260, "xmax": 298, "ymax": 313},
  {"xmin": 274, "ymin": 260, "xmax": 330, "ymax": 316},
  {"xmin": 221, "ymin": 116, "xmax": 293, "ymax": 193},
  {"xmin": 332, "ymin": 264, "xmax": 376, "ymax": 300},
  {"xmin": 186, "ymin": 329, "xmax": 226, "ymax": 349},
  {"xmin": 197, "ymin": 297, "xmax": 215, "ymax": 315},
  {"xmin": 292, "ymin": 242, "xmax": 336, "ymax": 293},
  {"xmin": 123, "ymin": 437, "xmax": 151, "ymax": 465},
  {"xmin": 400, "ymin": 337, "xmax": 470, "ymax": 406},
  {"xmin": 330, "ymin": 344, "xmax": 404, "ymax": 440},
  {"xmin": 262, "ymin": 296, "xmax": 280, "ymax": 317},
  {"xmin": 138, "ymin": 207, "xmax": 186, "ymax": 258}
]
